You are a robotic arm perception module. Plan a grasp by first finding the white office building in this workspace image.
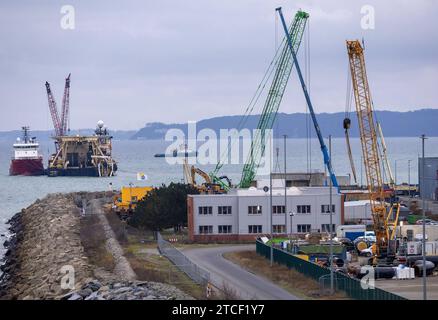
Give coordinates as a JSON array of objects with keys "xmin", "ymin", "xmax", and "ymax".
[{"xmin": 187, "ymin": 186, "xmax": 343, "ymax": 242}]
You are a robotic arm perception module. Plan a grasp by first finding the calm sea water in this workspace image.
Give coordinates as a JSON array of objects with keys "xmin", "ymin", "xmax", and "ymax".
[{"xmin": 1, "ymin": 137, "xmax": 437, "ymax": 259}]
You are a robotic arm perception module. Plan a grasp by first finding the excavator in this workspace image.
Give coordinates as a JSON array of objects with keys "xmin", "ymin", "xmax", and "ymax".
[
  {"xmin": 346, "ymin": 40, "xmax": 400, "ymax": 263},
  {"xmin": 183, "ymin": 158, "xmax": 230, "ymax": 194}
]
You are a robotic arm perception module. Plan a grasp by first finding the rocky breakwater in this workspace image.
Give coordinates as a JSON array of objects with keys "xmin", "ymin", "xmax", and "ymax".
[
  {"xmin": 0, "ymin": 193, "xmax": 93, "ymax": 299},
  {"xmin": 0, "ymin": 192, "xmax": 192, "ymax": 300},
  {"xmin": 62, "ymin": 280, "xmax": 192, "ymax": 300}
]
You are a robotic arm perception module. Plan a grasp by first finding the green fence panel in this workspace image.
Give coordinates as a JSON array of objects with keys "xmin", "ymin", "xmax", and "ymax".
[{"xmin": 256, "ymin": 240, "xmax": 406, "ymax": 300}]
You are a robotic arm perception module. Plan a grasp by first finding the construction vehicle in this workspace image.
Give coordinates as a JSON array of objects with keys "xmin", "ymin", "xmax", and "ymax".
[
  {"xmin": 183, "ymin": 158, "xmax": 228, "ymax": 194},
  {"xmin": 237, "ymin": 10, "xmax": 309, "ymax": 188},
  {"xmin": 185, "ymin": 10, "xmax": 309, "ymax": 193},
  {"xmin": 113, "ymin": 186, "xmax": 153, "ymax": 214},
  {"xmin": 344, "ymin": 78, "xmax": 394, "ymax": 188},
  {"xmin": 346, "ymin": 40, "xmax": 400, "ymax": 262},
  {"xmin": 204, "ymin": 10, "xmax": 309, "ymax": 191},
  {"xmin": 276, "ymin": 7, "xmax": 339, "ymax": 189}
]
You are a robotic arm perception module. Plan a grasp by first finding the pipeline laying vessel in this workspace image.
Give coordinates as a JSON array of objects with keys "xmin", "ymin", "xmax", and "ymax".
[
  {"xmin": 47, "ymin": 121, "xmax": 117, "ymax": 177},
  {"xmin": 45, "ymin": 74, "xmax": 117, "ymax": 177}
]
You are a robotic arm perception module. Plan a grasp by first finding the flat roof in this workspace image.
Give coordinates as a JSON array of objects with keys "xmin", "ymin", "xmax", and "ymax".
[
  {"xmin": 344, "ymin": 200, "xmax": 371, "ymax": 207},
  {"xmin": 189, "ymin": 186, "xmax": 339, "ymax": 197}
]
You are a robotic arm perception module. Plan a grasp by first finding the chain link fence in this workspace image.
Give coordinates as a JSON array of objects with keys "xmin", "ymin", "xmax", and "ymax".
[
  {"xmin": 256, "ymin": 239, "xmax": 406, "ymax": 300},
  {"xmin": 157, "ymin": 232, "xmax": 210, "ymax": 286}
]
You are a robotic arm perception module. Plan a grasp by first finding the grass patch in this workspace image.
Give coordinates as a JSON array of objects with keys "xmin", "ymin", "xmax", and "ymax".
[
  {"xmin": 80, "ymin": 215, "xmax": 115, "ymax": 272},
  {"xmin": 123, "ymin": 243, "xmax": 206, "ymax": 299},
  {"xmin": 266, "ymin": 238, "xmax": 289, "ymax": 245},
  {"xmin": 223, "ymin": 250, "xmax": 349, "ymax": 300}
]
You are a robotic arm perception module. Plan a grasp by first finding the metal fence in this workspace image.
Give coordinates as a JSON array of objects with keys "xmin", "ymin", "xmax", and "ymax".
[
  {"xmin": 256, "ymin": 240, "xmax": 406, "ymax": 300},
  {"xmin": 157, "ymin": 232, "xmax": 210, "ymax": 286}
]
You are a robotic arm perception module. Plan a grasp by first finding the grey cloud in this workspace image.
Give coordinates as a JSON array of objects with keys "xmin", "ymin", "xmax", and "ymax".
[{"xmin": 0, "ymin": 0, "xmax": 437, "ymax": 131}]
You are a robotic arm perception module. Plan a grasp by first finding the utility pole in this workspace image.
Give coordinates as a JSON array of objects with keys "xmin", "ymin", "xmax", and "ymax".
[
  {"xmin": 329, "ymin": 135, "xmax": 334, "ymax": 294},
  {"xmin": 268, "ymin": 158, "xmax": 274, "ymax": 267},
  {"xmin": 408, "ymin": 159, "xmax": 412, "ymax": 197},
  {"xmin": 283, "ymin": 135, "xmax": 287, "ymax": 235},
  {"xmin": 421, "ymin": 134, "xmax": 427, "ymax": 300}
]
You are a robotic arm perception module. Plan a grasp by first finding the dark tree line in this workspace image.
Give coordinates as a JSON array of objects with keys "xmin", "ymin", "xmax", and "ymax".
[{"xmin": 129, "ymin": 183, "xmax": 199, "ymax": 231}]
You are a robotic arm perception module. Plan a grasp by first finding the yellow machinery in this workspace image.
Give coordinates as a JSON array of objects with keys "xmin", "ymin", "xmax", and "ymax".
[
  {"xmin": 113, "ymin": 186, "xmax": 153, "ymax": 212},
  {"xmin": 346, "ymin": 40, "xmax": 400, "ymax": 260},
  {"xmin": 183, "ymin": 159, "xmax": 227, "ymax": 194}
]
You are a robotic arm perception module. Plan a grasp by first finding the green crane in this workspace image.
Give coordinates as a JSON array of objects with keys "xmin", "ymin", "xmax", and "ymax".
[
  {"xmin": 238, "ymin": 10, "xmax": 309, "ymax": 188},
  {"xmin": 208, "ymin": 10, "xmax": 308, "ymax": 191}
]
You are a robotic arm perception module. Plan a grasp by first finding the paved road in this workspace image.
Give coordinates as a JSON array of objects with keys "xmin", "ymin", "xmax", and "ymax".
[{"xmin": 182, "ymin": 244, "xmax": 299, "ymax": 300}]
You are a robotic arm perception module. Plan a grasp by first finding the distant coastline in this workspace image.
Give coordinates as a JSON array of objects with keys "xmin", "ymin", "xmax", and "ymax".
[{"xmin": 1, "ymin": 109, "xmax": 437, "ymax": 141}]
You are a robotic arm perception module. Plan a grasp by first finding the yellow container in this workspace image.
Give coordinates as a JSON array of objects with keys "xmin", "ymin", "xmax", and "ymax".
[
  {"xmin": 115, "ymin": 186, "xmax": 153, "ymax": 210},
  {"xmin": 294, "ymin": 254, "xmax": 309, "ymax": 261}
]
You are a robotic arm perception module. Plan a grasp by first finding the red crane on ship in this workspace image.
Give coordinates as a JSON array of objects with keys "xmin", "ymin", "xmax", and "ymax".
[{"xmin": 45, "ymin": 74, "xmax": 71, "ymax": 137}]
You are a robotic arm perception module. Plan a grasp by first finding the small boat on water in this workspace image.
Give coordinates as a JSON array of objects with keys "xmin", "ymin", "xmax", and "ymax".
[
  {"xmin": 9, "ymin": 126, "xmax": 45, "ymax": 176},
  {"xmin": 154, "ymin": 144, "xmax": 197, "ymax": 158}
]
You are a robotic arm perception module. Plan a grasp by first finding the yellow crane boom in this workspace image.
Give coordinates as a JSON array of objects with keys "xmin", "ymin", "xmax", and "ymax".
[{"xmin": 346, "ymin": 40, "xmax": 399, "ymax": 258}]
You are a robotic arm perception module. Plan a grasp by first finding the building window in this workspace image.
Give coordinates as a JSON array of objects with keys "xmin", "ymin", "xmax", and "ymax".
[
  {"xmin": 248, "ymin": 205, "xmax": 262, "ymax": 215},
  {"xmin": 198, "ymin": 206, "xmax": 213, "ymax": 215},
  {"xmin": 272, "ymin": 205, "xmax": 285, "ymax": 214},
  {"xmin": 321, "ymin": 224, "xmax": 336, "ymax": 233},
  {"xmin": 248, "ymin": 225, "xmax": 262, "ymax": 233},
  {"xmin": 297, "ymin": 205, "xmax": 311, "ymax": 214},
  {"xmin": 218, "ymin": 225, "xmax": 232, "ymax": 234},
  {"xmin": 199, "ymin": 225, "xmax": 213, "ymax": 234},
  {"xmin": 297, "ymin": 224, "xmax": 311, "ymax": 233},
  {"xmin": 273, "ymin": 225, "xmax": 286, "ymax": 234},
  {"xmin": 321, "ymin": 205, "xmax": 335, "ymax": 214},
  {"xmin": 218, "ymin": 206, "xmax": 232, "ymax": 215}
]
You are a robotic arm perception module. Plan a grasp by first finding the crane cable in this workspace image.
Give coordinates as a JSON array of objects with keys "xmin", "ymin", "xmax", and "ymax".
[
  {"xmin": 344, "ymin": 58, "xmax": 358, "ymax": 185},
  {"xmin": 213, "ymin": 17, "xmax": 287, "ymax": 175},
  {"xmin": 305, "ymin": 19, "xmax": 311, "ymax": 174}
]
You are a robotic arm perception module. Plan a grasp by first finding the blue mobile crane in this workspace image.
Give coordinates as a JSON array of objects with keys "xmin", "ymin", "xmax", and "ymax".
[{"xmin": 276, "ymin": 7, "xmax": 339, "ymax": 189}]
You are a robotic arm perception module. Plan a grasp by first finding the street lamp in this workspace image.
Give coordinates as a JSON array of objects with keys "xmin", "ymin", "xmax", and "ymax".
[
  {"xmin": 289, "ymin": 210, "xmax": 296, "ymax": 238},
  {"xmin": 420, "ymin": 134, "xmax": 427, "ymax": 300},
  {"xmin": 263, "ymin": 185, "xmax": 273, "ymax": 267},
  {"xmin": 328, "ymin": 135, "xmax": 334, "ymax": 295}
]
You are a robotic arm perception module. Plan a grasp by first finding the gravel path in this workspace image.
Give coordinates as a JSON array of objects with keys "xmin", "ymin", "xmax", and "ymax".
[{"xmin": 87, "ymin": 198, "xmax": 136, "ymax": 281}]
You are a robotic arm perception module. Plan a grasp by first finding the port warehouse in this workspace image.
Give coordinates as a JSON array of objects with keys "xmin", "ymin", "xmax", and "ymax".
[
  {"xmin": 186, "ymin": 185, "xmax": 430, "ymax": 242},
  {"xmin": 187, "ymin": 184, "xmax": 343, "ymax": 242},
  {"xmin": 184, "ymin": 176, "xmax": 412, "ymax": 242}
]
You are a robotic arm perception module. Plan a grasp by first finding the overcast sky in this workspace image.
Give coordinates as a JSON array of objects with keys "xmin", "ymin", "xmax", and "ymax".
[{"xmin": 0, "ymin": 0, "xmax": 437, "ymax": 131}]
